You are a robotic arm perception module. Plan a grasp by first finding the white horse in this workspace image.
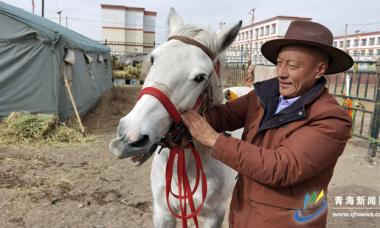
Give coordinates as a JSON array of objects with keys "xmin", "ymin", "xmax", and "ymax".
[{"xmin": 110, "ymin": 8, "xmax": 242, "ymax": 228}]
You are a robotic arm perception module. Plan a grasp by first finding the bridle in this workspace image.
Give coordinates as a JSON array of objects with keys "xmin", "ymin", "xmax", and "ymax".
[{"xmin": 138, "ymin": 35, "xmax": 220, "ymax": 228}]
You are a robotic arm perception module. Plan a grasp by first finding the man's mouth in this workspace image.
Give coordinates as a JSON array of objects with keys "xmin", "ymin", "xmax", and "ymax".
[{"xmin": 279, "ymin": 81, "xmax": 292, "ymax": 88}]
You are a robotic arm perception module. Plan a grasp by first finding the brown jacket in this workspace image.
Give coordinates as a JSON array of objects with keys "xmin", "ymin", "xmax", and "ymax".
[{"xmin": 206, "ymin": 77, "xmax": 352, "ymax": 228}]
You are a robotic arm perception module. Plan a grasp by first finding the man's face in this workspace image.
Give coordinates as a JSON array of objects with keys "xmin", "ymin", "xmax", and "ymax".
[{"xmin": 276, "ymin": 45, "xmax": 327, "ymax": 98}]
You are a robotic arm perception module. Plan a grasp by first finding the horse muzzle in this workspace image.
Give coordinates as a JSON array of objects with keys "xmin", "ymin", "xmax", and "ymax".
[{"xmin": 109, "ymin": 134, "xmax": 152, "ymax": 159}]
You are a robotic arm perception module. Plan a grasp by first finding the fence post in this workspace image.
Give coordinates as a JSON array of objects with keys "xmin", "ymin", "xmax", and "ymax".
[{"xmin": 368, "ymin": 57, "xmax": 380, "ymax": 157}]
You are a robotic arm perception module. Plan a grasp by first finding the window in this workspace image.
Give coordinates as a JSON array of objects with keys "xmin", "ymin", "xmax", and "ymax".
[
  {"xmin": 377, "ymin": 49, "xmax": 380, "ymax": 56},
  {"xmin": 377, "ymin": 37, "xmax": 380, "ymax": 45},
  {"xmin": 353, "ymin": 50, "xmax": 358, "ymax": 56},
  {"xmin": 354, "ymin": 39, "xmax": 359, "ymax": 47},
  {"xmin": 361, "ymin": 38, "xmax": 367, "ymax": 46},
  {"xmin": 333, "ymin": 41, "xmax": 337, "ymax": 47},
  {"xmin": 260, "ymin": 27, "xmax": 264, "ymax": 37},
  {"xmin": 339, "ymin": 41, "xmax": 344, "ymax": 48},
  {"xmin": 346, "ymin": 40, "xmax": 351, "ymax": 47},
  {"xmin": 249, "ymin": 30, "xmax": 253, "ymax": 39},
  {"xmin": 369, "ymin": 38, "xmax": 375, "ymax": 45},
  {"xmin": 360, "ymin": 50, "xmax": 365, "ymax": 56},
  {"xmin": 368, "ymin": 50, "xmax": 374, "ymax": 56},
  {"xmin": 255, "ymin": 28, "xmax": 259, "ymax": 39},
  {"xmin": 265, "ymin": 25, "xmax": 270, "ymax": 36},
  {"xmin": 271, "ymin": 24, "xmax": 276, "ymax": 34}
]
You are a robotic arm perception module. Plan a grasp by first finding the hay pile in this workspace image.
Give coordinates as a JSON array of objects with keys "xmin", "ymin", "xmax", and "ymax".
[{"xmin": 0, "ymin": 112, "xmax": 89, "ymax": 145}]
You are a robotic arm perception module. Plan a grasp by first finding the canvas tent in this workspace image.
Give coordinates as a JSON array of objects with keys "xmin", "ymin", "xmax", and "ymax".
[{"xmin": 0, "ymin": 1, "xmax": 112, "ymax": 120}]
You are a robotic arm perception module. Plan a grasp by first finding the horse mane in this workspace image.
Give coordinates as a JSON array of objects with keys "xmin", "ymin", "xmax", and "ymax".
[
  {"xmin": 174, "ymin": 25, "xmax": 219, "ymax": 55},
  {"xmin": 141, "ymin": 25, "xmax": 225, "ymax": 106}
]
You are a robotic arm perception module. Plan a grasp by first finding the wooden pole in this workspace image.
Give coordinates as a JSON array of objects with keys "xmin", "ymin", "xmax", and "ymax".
[{"xmin": 62, "ymin": 68, "xmax": 86, "ymax": 136}]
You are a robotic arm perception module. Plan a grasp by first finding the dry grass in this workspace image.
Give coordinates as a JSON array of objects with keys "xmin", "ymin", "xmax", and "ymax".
[{"xmin": 0, "ymin": 112, "xmax": 90, "ymax": 146}]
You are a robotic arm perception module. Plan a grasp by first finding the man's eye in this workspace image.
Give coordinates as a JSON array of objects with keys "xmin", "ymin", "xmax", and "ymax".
[{"xmin": 193, "ymin": 74, "xmax": 206, "ymax": 83}]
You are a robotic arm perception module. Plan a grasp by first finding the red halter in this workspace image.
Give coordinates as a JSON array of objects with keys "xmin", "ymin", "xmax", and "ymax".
[
  {"xmin": 138, "ymin": 87, "xmax": 207, "ymax": 228},
  {"xmin": 138, "ymin": 36, "xmax": 220, "ymax": 228}
]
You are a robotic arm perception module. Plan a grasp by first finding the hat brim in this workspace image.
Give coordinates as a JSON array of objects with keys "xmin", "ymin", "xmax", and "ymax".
[{"xmin": 261, "ymin": 39, "xmax": 354, "ymax": 75}]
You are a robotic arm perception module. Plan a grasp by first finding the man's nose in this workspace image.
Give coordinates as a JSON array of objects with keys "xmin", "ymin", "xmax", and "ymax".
[{"xmin": 277, "ymin": 64, "xmax": 288, "ymax": 77}]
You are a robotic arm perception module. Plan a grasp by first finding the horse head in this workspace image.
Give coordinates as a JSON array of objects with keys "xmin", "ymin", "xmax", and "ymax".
[{"xmin": 110, "ymin": 8, "xmax": 241, "ymax": 159}]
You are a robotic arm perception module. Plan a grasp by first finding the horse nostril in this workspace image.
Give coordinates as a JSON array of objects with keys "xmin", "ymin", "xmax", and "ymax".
[
  {"xmin": 129, "ymin": 135, "xmax": 150, "ymax": 148},
  {"xmin": 117, "ymin": 124, "xmax": 125, "ymax": 138}
]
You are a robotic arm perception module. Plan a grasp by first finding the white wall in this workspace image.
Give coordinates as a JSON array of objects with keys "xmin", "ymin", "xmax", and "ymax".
[
  {"xmin": 144, "ymin": 15, "xmax": 156, "ymax": 33},
  {"xmin": 125, "ymin": 11, "xmax": 143, "ymax": 29},
  {"xmin": 102, "ymin": 8, "xmax": 125, "ymax": 28},
  {"xmin": 277, "ymin": 20, "xmax": 292, "ymax": 36}
]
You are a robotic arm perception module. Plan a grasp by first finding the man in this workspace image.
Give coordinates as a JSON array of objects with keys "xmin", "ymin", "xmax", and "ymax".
[
  {"xmin": 182, "ymin": 21, "xmax": 353, "ymax": 227},
  {"xmin": 245, "ymin": 60, "xmax": 255, "ymax": 87}
]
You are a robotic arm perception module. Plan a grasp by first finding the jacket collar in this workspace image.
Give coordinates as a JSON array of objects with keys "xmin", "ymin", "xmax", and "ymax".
[
  {"xmin": 253, "ymin": 77, "xmax": 326, "ymax": 105},
  {"xmin": 254, "ymin": 77, "xmax": 327, "ymax": 132}
]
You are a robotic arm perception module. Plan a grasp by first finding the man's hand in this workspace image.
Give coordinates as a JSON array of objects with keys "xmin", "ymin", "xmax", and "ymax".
[{"xmin": 181, "ymin": 110, "xmax": 220, "ymax": 147}]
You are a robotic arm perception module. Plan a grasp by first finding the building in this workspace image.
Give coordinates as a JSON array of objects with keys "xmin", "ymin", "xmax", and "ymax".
[
  {"xmin": 227, "ymin": 16, "xmax": 311, "ymax": 64},
  {"xmin": 334, "ymin": 31, "xmax": 380, "ymax": 63},
  {"xmin": 101, "ymin": 4, "xmax": 157, "ymax": 54}
]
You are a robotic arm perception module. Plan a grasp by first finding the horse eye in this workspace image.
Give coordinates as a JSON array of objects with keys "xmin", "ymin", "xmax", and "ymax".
[
  {"xmin": 193, "ymin": 74, "xmax": 206, "ymax": 83},
  {"xmin": 150, "ymin": 56, "xmax": 154, "ymax": 64}
]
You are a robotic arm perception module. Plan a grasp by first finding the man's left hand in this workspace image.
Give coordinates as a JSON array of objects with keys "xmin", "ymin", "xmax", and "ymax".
[{"xmin": 181, "ymin": 110, "xmax": 220, "ymax": 147}]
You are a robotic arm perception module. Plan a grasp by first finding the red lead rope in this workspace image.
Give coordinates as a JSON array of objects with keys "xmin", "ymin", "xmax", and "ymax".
[{"xmin": 139, "ymin": 87, "xmax": 207, "ymax": 228}]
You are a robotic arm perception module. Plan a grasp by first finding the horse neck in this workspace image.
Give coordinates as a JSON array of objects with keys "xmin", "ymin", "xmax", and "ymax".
[{"xmin": 185, "ymin": 141, "xmax": 213, "ymax": 169}]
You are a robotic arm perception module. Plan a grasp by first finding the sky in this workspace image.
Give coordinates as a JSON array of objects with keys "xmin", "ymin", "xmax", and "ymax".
[{"xmin": 2, "ymin": 0, "xmax": 380, "ymax": 44}]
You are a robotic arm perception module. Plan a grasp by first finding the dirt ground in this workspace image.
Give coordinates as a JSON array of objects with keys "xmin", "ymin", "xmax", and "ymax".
[{"xmin": 1, "ymin": 85, "xmax": 380, "ymax": 228}]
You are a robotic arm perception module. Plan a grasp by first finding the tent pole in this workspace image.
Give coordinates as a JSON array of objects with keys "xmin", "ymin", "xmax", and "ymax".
[{"xmin": 63, "ymin": 70, "xmax": 86, "ymax": 136}]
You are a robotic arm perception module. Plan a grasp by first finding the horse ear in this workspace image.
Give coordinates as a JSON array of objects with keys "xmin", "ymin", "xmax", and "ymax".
[
  {"xmin": 216, "ymin": 21, "xmax": 242, "ymax": 54},
  {"xmin": 167, "ymin": 7, "xmax": 184, "ymax": 36}
]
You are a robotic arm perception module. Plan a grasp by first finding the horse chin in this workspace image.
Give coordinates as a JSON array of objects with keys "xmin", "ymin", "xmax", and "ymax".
[{"xmin": 109, "ymin": 137, "xmax": 152, "ymax": 159}]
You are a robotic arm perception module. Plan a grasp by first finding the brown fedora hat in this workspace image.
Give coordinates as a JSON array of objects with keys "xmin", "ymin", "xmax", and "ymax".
[{"xmin": 261, "ymin": 20, "xmax": 353, "ymax": 74}]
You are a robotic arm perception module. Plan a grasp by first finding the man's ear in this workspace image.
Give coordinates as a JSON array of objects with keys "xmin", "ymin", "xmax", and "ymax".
[
  {"xmin": 315, "ymin": 62, "xmax": 328, "ymax": 79},
  {"xmin": 215, "ymin": 21, "xmax": 242, "ymax": 54},
  {"xmin": 167, "ymin": 7, "xmax": 184, "ymax": 36}
]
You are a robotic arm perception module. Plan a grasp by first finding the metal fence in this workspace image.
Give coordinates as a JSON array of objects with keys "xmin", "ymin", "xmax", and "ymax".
[
  {"xmin": 99, "ymin": 41, "xmax": 156, "ymax": 55},
  {"xmin": 223, "ymin": 62, "xmax": 249, "ymax": 87},
  {"xmin": 326, "ymin": 61, "xmax": 380, "ymax": 157}
]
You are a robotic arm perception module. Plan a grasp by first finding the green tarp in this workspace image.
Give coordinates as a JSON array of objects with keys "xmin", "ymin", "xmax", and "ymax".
[{"xmin": 0, "ymin": 1, "xmax": 112, "ymax": 119}]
